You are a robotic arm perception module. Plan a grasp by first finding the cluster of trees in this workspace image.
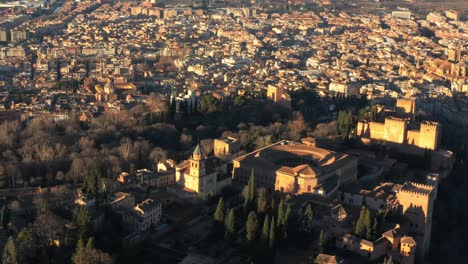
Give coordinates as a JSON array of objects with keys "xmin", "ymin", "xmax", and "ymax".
[
  {"xmin": 358, "ymin": 105, "xmax": 378, "ymax": 122},
  {"xmin": 0, "ymin": 112, "xmax": 176, "ymax": 189},
  {"xmin": 199, "ymin": 95, "xmax": 219, "ymax": 113},
  {"xmin": 0, "ymin": 189, "xmax": 117, "ymax": 264},
  {"xmin": 1, "ymin": 228, "xmax": 112, "ymax": 264},
  {"xmin": 337, "ymin": 111, "xmax": 355, "ymax": 138},
  {"xmin": 72, "ymin": 238, "xmax": 112, "ymax": 264},
  {"xmin": 354, "ymin": 207, "xmax": 382, "ymax": 241},
  {"xmin": 212, "ymin": 170, "xmax": 323, "ymax": 262},
  {"xmin": 0, "ymin": 81, "xmax": 377, "ymax": 190},
  {"xmin": 1, "ymin": 226, "xmax": 51, "ymax": 264},
  {"xmin": 0, "ymin": 86, "xmax": 371, "ymax": 191}
]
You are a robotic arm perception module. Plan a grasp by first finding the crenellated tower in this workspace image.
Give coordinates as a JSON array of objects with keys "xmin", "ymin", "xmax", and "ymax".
[
  {"xmin": 418, "ymin": 121, "xmax": 440, "ymax": 150},
  {"xmin": 384, "ymin": 117, "xmax": 407, "ymax": 144},
  {"xmin": 397, "ymin": 182, "xmax": 435, "ymax": 259}
]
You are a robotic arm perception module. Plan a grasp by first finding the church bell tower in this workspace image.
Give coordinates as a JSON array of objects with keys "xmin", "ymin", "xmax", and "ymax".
[{"xmin": 190, "ymin": 144, "xmax": 206, "ymax": 177}]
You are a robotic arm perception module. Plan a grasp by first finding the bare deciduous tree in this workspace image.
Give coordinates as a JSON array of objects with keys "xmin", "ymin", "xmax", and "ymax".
[
  {"xmin": 18, "ymin": 144, "xmax": 35, "ymax": 161},
  {"xmin": 149, "ymin": 147, "xmax": 168, "ymax": 169},
  {"xmin": 118, "ymin": 138, "xmax": 133, "ymax": 161},
  {"xmin": 54, "ymin": 143, "xmax": 67, "ymax": 159},
  {"xmin": 34, "ymin": 143, "xmax": 55, "ymax": 162}
]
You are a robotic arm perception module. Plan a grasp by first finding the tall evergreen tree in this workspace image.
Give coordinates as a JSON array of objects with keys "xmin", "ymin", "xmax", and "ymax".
[
  {"xmin": 282, "ymin": 204, "xmax": 293, "ymax": 240},
  {"xmin": 224, "ymin": 208, "xmax": 236, "ymax": 241},
  {"xmin": 364, "ymin": 208, "xmax": 372, "ymax": 240},
  {"xmin": 303, "ymin": 204, "xmax": 313, "ymax": 232},
  {"xmin": 337, "ymin": 111, "xmax": 344, "ymax": 134},
  {"xmin": 213, "ymin": 197, "xmax": 225, "ymax": 223},
  {"xmin": 284, "ymin": 204, "xmax": 292, "ymax": 225},
  {"xmin": 269, "ymin": 217, "xmax": 275, "ymax": 249},
  {"xmin": 371, "ymin": 216, "xmax": 379, "ymax": 241},
  {"xmin": 1, "ymin": 205, "xmax": 10, "ymax": 230},
  {"xmin": 317, "ymin": 229, "xmax": 325, "ymax": 254},
  {"xmin": 73, "ymin": 206, "xmax": 90, "ymax": 240},
  {"xmin": 16, "ymin": 228, "xmax": 36, "ymax": 264},
  {"xmin": 277, "ymin": 199, "xmax": 285, "ymax": 227},
  {"xmin": 244, "ymin": 169, "xmax": 256, "ymax": 213},
  {"xmin": 257, "ymin": 188, "xmax": 268, "ymax": 214},
  {"xmin": 355, "ymin": 207, "xmax": 367, "ymax": 237},
  {"xmin": 2, "ymin": 237, "xmax": 17, "ymax": 264},
  {"xmin": 261, "ymin": 215, "xmax": 270, "ymax": 242},
  {"xmin": 72, "ymin": 239, "xmax": 86, "ymax": 264},
  {"xmin": 248, "ymin": 169, "xmax": 255, "ymax": 202},
  {"xmin": 270, "ymin": 198, "xmax": 276, "ymax": 215},
  {"xmin": 86, "ymin": 237, "xmax": 94, "ymax": 250},
  {"xmin": 83, "ymin": 164, "xmax": 101, "ymax": 198},
  {"xmin": 246, "ymin": 211, "xmax": 259, "ymax": 242}
]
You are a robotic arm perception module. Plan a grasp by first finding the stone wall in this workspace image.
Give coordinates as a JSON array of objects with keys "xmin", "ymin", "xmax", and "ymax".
[
  {"xmin": 397, "ymin": 99, "xmax": 416, "ymax": 115},
  {"xmin": 357, "ymin": 118, "xmax": 440, "ymax": 150},
  {"xmin": 384, "ymin": 117, "xmax": 407, "ymax": 144}
]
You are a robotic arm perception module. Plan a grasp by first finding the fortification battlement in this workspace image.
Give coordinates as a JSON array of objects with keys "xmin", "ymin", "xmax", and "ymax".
[
  {"xmin": 399, "ymin": 182, "xmax": 433, "ymax": 197},
  {"xmin": 399, "ymin": 189, "xmax": 431, "ymax": 197},
  {"xmin": 420, "ymin": 121, "xmax": 439, "ymax": 128},
  {"xmin": 385, "ymin": 117, "xmax": 407, "ymax": 124},
  {"xmin": 410, "ymin": 182, "xmax": 434, "ymax": 189}
]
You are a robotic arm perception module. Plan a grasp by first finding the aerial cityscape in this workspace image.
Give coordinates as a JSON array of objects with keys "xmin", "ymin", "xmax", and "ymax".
[{"xmin": 0, "ymin": 0, "xmax": 466, "ymax": 263}]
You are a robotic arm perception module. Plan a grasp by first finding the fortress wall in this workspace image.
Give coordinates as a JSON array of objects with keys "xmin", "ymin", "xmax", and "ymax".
[
  {"xmin": 384, "ymin": 118, "xmax": 407, "ymax": 144},
  {"xmin": 397, "ymin": 99, "xmax": 416, "ymax": 115},
  {"xmin": 356, "ymin": 122, "xmax": 369, "ymax": 137},
  {"xmin": 406, "ymin": 130, "xmax": 420, "ymax": 146},
  {"xmin": 369, "ymin": 122, "xmax": 385, "ymax": 140},
  {"xmin": 418, "ymin": 122, "xmax": 440, "ymax": 150}
]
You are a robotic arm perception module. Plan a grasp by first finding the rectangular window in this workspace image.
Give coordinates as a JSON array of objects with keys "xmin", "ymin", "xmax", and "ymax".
[{"xmin": 307, "ymin": 185, "xmax": 311, "ymax": 192}]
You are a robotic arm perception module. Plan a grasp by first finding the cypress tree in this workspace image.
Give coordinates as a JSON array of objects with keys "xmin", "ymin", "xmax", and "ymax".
[
  {"xmin": 303, "ymin": 204, "xmax": 313, "ymax": 232},
  {"xmin": 248, "ymin": 169, "xmax": 255, "ymax": 202},
  {"xmin": 213, "ymin": 197, "xmax": 225, "ymax": 223},
  {"xmin": 72, "ymin": 239, "xmax": 86, "ymax": 264},
  {"xmin": 1, "ymin": 205, "xmax": 10, "ymax": 230},
  {"xmin": 86, "ymin": 237, "xmax": 94, "ymax": 250},
  {"xmin": 269, "ymin": 217, "xmax": 275, "ymax": 249},
  {"xmin": 337, "ymin": 111, "xmax": 343, "ymax": 134},
  {"xmin": 318, "ymin": 229, "xmax": 325, "ymax": 254},
  {"xmin": 284, "ymin": 204, "xmax": 292, "ymax": 225},
  {"xmin": 270, "ymin": 198, "xmax": 276, "ymax": 215},
  {"xmin": 282, "ymin": 204, "xmax": 293, "ymax": 240},
  {"xmin": 364, "ymin": 208, "xmax": 372, "ymax": 240},
  {"xmin": 345, "ymin": 111, "xmax": 353, "ymax": 137},
  {"xmin": 261, "ymin": 215, "xmax": 270, "ymax": 242},
  {"xmin": 243, "ymin": 191, "xmax": 250, "ymax": 213},
  {"xmin": 2, "ymin": 237, "xmax": 17, "ymax": 264},
  {"xmin": 16, "ymin": 228, "xmax": 36, "ymax": 263},
  {"xmin": 257, "ymin": 188, "xmax": 268, "ymax": 214},
  {"xmin": 277, "ymin": 199, "xmax": 285, "ymax": 227},
  {"xmin": 355, "ymin": 207, "xmax": 367, "ymax": 237},
  {"xmin": 0, "ymin": 170, "xmax": 6, "ymax": 188},
  {"xmin": 244, "ymin": 169, "xmax": 256, "ymax": 213},
  {"xmin": 83, "ymin": 164, "xmax": 101, "ymax": 198},
  {"xmin": 246, "ymin": 211, "xmax": 258, "ymax": 242},
  {"xmin": 371, "ymin": 216, "xmax": 379, "ymax": 241},
  {"xmin": 224, "ymin": 208, "xmax": 236, "ymax": 241},
  {"xmin": 73, "ymin": 206, "xmax": 90, "ymax": 240}
]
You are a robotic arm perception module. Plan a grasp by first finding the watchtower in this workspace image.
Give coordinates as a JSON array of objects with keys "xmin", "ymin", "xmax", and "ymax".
[{"xmin": 418, "ymin": 121, "xmax": 440, "ymax": 150}]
